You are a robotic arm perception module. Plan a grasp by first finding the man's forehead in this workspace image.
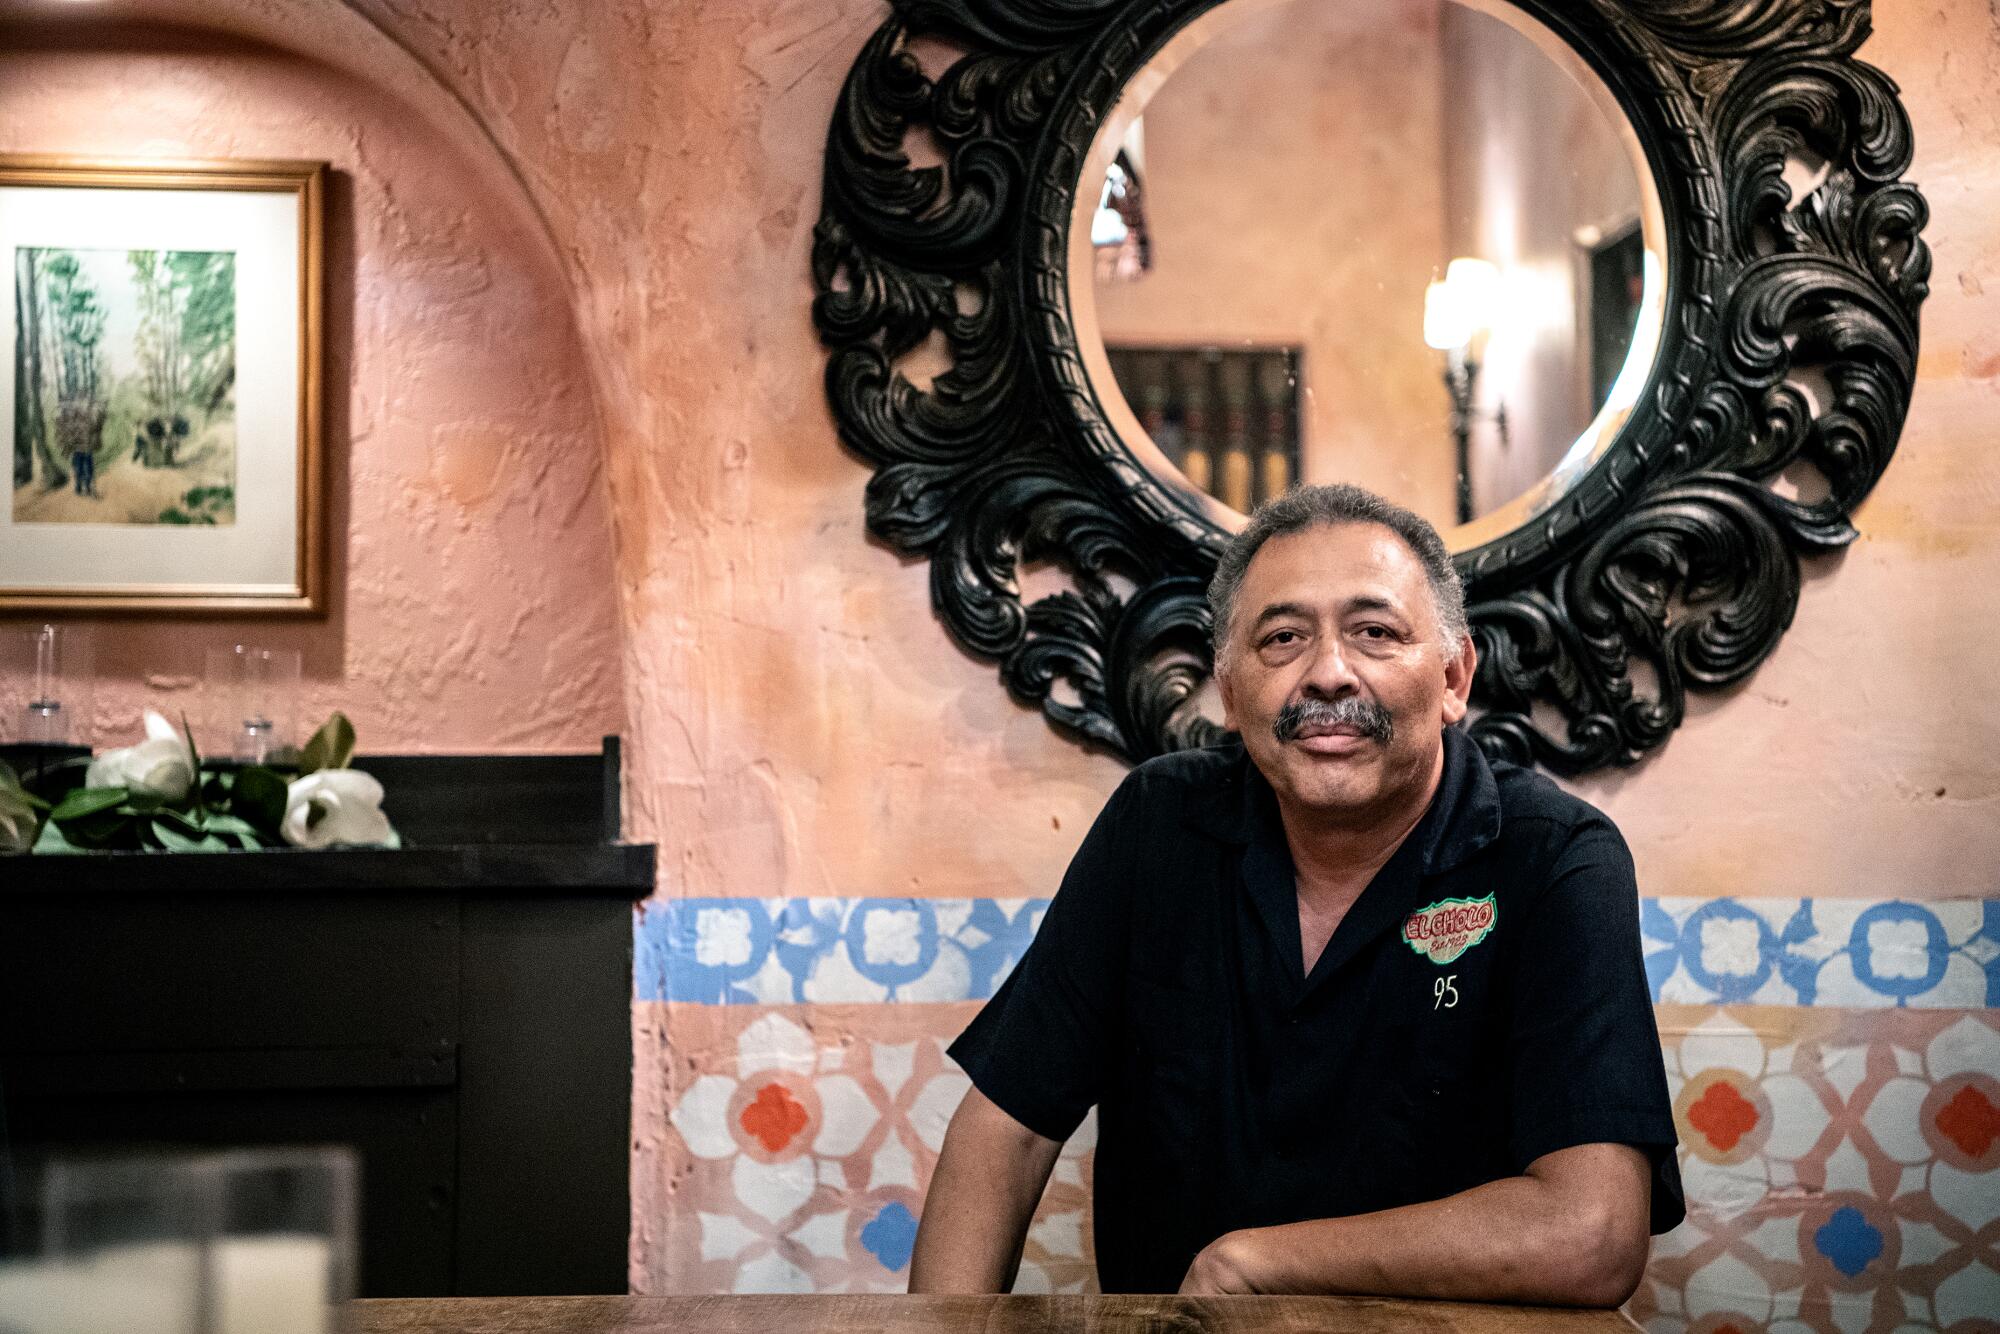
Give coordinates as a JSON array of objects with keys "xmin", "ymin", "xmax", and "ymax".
[{"xmin": 1240, "ymin": 522, "xmax": 1430, "ymax": 604}]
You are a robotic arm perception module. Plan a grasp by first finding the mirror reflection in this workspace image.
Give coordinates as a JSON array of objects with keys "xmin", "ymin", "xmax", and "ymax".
[{"xmin": 1073, "ymin": 0, "xmax": 1667, "ymax": 542}]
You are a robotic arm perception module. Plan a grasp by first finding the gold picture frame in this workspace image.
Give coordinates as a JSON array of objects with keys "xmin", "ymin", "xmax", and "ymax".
[{"xmin": 2, "ymin": 156, "xmax": 325, "ymax": 615}]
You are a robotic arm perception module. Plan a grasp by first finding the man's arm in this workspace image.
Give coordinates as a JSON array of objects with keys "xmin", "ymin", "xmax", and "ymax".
[
  {"xmin": 908, "ymin": 1086, "xmax": 1065, "ymax": 1293},
  {"xmin": 1179, "ymin": 1141, "xmax": 1652, "ymax": 1305}
]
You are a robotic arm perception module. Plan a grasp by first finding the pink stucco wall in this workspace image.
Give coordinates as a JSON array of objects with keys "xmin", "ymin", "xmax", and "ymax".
[
  {"xmin": 9, "ymin": 0, "xmax": 1991, "ymax": 926},
  {"xmin": 1578, "ymin": 0, "xmax": 2000, "ymax": 903},
  {"xmin": 275, "ymin": 0, "xmax": 2000, "ymax": 900},
  {"xmin": 0, "ymin": 17, "xmax": 625, "ymax": 755}
]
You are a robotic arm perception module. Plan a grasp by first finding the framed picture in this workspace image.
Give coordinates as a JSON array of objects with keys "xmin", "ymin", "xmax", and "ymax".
[{"xmin": 2, "ymin": 156, "xmax": 325, "ymax": 615}]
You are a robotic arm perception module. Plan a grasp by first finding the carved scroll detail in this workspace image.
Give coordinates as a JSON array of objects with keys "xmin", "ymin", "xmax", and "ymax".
[{"xmin": 813, "ymin": 0, "xmax": 1927, "ymax": 770}]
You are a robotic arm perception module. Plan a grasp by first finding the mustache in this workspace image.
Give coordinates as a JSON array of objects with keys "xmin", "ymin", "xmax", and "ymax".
[{"xmin": 1273, "ymin": 695, "xmax": 1394, "ymax": 745}]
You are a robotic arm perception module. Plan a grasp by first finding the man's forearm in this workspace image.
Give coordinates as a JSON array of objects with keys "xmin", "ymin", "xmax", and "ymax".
[
  {"xmin": 1181, "ymin": 1142, "xmax": 1652, "ymax": 1306},
  {"xmin": 908, "ymin": 1086, "xmax": 1065, "ymax": 1293}
]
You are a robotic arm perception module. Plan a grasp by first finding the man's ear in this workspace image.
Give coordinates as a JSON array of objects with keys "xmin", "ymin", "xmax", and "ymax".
[
  {"xmin": 1440, "ymin": 632, "xmax": 1476, "ymax": 726},
  {"xmin": 1215, "ymin": 654, "xmax": 1240, "ymax": 733}
]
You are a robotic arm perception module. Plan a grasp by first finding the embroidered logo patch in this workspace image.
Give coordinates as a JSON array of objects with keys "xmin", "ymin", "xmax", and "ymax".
[{"xmin": 1402, "ymin": 893, "xmax": 1497, "ymax": 965}]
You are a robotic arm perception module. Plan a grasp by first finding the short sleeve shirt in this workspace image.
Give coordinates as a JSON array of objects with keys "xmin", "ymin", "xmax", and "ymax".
[{"xmin": 948, "ymin": 725, "xmax": 1684, "ymax": 1294}]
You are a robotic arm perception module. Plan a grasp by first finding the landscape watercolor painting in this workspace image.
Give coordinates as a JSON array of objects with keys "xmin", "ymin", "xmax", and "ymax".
[{"xmin": 12, "ymin": 245, "xmax": 237, "ymax": 526}]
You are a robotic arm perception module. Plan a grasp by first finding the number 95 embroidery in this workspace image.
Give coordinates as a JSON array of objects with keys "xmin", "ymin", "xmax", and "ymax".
[{"xmin": 1433, "ymin": 974, "xmax": 1459, "ymax": 1010}]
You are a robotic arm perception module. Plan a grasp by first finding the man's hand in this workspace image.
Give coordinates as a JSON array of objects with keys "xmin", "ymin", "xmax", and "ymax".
[
  {"xmin": 1176, "ymin": 1142, "xmax": 1653, "ymax": 1306},
  {"xmin": 907, "ymin": 1084, "xmax": 1064, "ymax": 1293}
]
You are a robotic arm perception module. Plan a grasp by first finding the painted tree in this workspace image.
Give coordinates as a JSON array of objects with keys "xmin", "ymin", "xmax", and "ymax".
[
  {"xmin": 13, "ymin": 249, "xmax": 65, "ymax": 489},
  {"xmin": 175, "ymin": 250, "xmax": 234, "ymax": 414},
  {"xmin": 131, "ymin": 248, "xmax": 233, "ymax": 416},
  {"xmin": 41, "ymin": 251, "xmax": 108, "ymax": 476},
  {"xmin": 131, "ymin": 249, "xmax": 183, "ymax": 410},
  {"xmin": 42, "ymin": 252, "xmax": 106, "ymax": 405},
  {"xmin": 13, "ymin": 250, "xmax": 45, "ymax": 486}
]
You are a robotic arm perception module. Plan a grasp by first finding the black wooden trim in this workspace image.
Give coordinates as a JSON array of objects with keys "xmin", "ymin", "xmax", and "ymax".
[
  {"xmin": 600, "ymin": 736, "xmax": 624, "ymax": 844},
  {"xmin": 3, "ymin": 1046, "xmax": 459, "ymax": 1095},
  {"xmin": 452, "ymin": 897, "xmax": 630, "ymax": 1295},
  {"xmin": 364, "ymin": 751, "xmax": 612, "ymax": 847},
  {"xmin": 0, "ymin": 844, "xmax": 656, "ymax": 895}
]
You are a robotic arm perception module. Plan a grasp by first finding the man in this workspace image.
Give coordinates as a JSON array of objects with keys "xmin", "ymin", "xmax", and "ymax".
[
  {"xmin": 56, "ymin": 400, "xmax": 104, "ymax": 498},
  {"xmin": 910, "ymin": 484, "xmax": 1681, "ymax": 1301}
]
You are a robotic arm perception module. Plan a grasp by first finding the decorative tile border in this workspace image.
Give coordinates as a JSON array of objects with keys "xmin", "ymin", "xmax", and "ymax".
[
  {"xmin": 1644, "ymin": 898, "xmax": 2000, "ymax": 1009},
  {"xmin": 633, "ymin": 893, "xmax": 2000, "ymax": 1313},
  {"xmin": 637, "ymin": 1000, "xmax": 2000, "ymax": 1320},
  {"xmin": 635, "ymin": 898, "xmax": 1048, "ymax": 1004},
  {"xmin": 635, "ymin": 1003, "xmax": 1092, "ymax": 1295},
  {"xmin": 636, "ymin": 897, "xmax": 2000, "ymax": 1009},
  {"xmin": 1635, "ymin": 1005, "xmax": 2000, "ymax": 1332}
]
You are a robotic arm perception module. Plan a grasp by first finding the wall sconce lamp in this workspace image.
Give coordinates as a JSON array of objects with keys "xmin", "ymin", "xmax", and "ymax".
[{"xmin": 1424, "ymin": 257, "xmax": 1509, "ymax": 524}]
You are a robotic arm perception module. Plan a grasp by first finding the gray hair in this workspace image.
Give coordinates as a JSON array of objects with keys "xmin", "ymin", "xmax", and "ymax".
[{"xmin": 1207, "ymin": 484, "xmax": 1469, "ymax": 662}]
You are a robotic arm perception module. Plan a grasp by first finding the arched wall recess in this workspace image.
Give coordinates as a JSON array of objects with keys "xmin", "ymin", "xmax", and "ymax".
[
  {"xmin": 0, "ymin": 1, "xmax": 628, "ymax": 754},
  {"xmin": 812, "ymin": 0, "xmax": 1931, "ymax": 776},
  {"xmin": 0, "ymin": 0, "xmax": 579, "ymax": 361}
]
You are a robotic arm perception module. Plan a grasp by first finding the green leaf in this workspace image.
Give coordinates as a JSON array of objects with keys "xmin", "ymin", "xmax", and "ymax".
[
  {"xmin": 150, "ymin": 806, "xmax": 208, "ymax": 838},
  {"xmin": 232, "ymin": 766, "xmax": 289, "ymax": 835},
  {"xmin": 298, "ymin": 712, "xmax": 356, "ymax": 775},
  {"xmin": 33, "ymin": 818, "xmax": 85, "ymax": 853},
  {"xmin": 50, "ymin": 787, "xmax": 138, "ymax": 849},
  {"xmin": 61, "ymin": 808, "xmax": 135, "ymax": 849},
  {"xmin": 51, "ymin": 786, "xmax": 129, "ymax": 823},
  {"xmin": 202, "ymin": 812, "xmax": 271, "ymax": 849},
  {"xmin": 152, "ymin": 818, "xmax": 227, "ymax": 853}
]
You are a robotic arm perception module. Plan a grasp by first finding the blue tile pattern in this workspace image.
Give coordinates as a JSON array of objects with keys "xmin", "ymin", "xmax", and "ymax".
[
  {"xmin": 634, "ymin": 896, "xmax": 1047, "ymax": 1003},
  {"xmin": 636, "ymin": 895, "xmax": 2000, "ymax": 1007},
  {"xmin": 1642, "ymin": 897, "xmax": 2000, "ymax": 1008},
  {"xmin": 1812, "ymin": 1205, "xmax": 1887, "ymax": 1279},
  {"xmin": 859, "ymin": 1202, "xmax": 919, "ymax": 1272}
]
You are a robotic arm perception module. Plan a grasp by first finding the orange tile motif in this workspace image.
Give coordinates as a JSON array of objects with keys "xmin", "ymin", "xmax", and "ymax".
[
  {"xmin": 740, "ymin": 1083, "xmax": 810, "ymax": 1154},
  {"xmin": 1688, "ymin": 1081, "xmax": 1761, "ymax": 1154},
  {"xmin": 1933, "ymin": 1083, "xmax": 2000, "ymax": 1160}
]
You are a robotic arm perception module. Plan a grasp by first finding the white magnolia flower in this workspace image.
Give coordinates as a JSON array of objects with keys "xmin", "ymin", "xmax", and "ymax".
[
  {"xmin": 283, "ymin": 769, "xmax": 394, "ymax": 849},
  {"xmin": 86, "ymin": 710, "xmax": 196, "ymax": 801},
  {"xmin": 0, "ymin": 790, "xmax": 37, "ymax": 853}
]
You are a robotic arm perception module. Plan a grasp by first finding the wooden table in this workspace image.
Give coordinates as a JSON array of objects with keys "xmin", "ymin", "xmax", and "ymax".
[{"xmin": 355, "ymin": 1295, "xmax": 1642, "ymax": 1332}]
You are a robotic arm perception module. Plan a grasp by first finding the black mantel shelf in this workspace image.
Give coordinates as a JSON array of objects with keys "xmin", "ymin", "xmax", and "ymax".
[
  {"xmin": 1, "ymin": 741, "xmax": 644, "ymax": 1296},
  {"xmin": 0, "ymin": 842, "xmax": 655, "ymax": 894}
]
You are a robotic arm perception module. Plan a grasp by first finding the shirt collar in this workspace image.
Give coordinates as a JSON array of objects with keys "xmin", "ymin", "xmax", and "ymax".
[
  {"xmin": 1213, "ymin": 725, "xmax": 1503, "ymax": 997},
  {"xmin": 1190, "ymin": 724, "xmax": 1503, "ymax": 876}
]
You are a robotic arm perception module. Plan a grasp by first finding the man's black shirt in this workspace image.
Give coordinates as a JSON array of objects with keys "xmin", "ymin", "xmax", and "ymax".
[{"xmin": 948, "ymin": 726, "xmax": 1684, "ymax": 1294}]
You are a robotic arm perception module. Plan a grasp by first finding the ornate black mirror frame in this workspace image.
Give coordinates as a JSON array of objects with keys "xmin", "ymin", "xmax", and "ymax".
[{"xmin": 813, "ymin": 0, "xmax": 1930, "ymax": 775}]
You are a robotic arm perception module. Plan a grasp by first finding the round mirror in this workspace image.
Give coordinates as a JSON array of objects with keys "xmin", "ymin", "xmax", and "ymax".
[{"xmin": 1067, "ymin": 0, "xmax": 1668, "ymax": 551}]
